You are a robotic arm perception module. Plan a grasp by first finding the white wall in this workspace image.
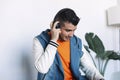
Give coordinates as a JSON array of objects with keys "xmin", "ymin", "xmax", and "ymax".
[{"xmin": 0, "ymin": 0, "xmax": 118, "ymax": 80}]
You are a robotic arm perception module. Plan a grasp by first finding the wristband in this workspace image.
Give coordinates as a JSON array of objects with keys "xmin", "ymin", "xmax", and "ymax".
[{"xmin": 49, "ymin": 40, "xmax": 59, "ymax": 48}]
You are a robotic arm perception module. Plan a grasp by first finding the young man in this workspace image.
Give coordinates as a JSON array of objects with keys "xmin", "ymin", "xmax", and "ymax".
[{"xmin": 33, "ymin": 8, "xmax": 104, "ymax": 80}]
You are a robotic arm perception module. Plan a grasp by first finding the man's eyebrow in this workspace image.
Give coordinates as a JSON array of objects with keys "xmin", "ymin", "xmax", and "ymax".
[{"xmin": 65, "ymin": 28, "xmax": 77, "ymax": 31}]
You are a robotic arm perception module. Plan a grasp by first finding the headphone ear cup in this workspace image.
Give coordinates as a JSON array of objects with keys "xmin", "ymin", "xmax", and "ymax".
[{"xmin": 55, "ymin": 23, "xmax": 60, "ymax": 29}]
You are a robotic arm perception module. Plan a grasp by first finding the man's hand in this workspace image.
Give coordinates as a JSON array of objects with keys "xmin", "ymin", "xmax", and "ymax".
[{"xmin": 50, "ymin": 21, "xmax": 61, "ymax": 42}]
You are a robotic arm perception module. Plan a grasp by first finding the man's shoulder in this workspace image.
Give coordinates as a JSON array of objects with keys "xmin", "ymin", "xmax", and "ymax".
[
  {"xmin": 35, "ymin": 29, "xmax": 50, "ymax": 37},
  {"xmin": 35, "ymin": 29, "xmax": 51, "ymax": 43},
  {"xmin": 72, "ymin": 35, "xmax": 81, "ymax": 42}
]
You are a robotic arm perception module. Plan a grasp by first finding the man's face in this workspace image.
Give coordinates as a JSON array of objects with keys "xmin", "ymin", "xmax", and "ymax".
[{"xmin": 59, "ymin": 22, "xmax": 77, "ymax": 41}]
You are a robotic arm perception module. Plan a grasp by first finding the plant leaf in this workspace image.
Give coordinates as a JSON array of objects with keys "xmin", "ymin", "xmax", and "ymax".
[
  {"xmin": 85, "ymin": 32, "xmax": 105, "ymax": 57},
  {"xmin": 85, "ymin": 33, "xmax": 95, "ymax": 51},
  {"xmin": 84, "ymin": 45, "xmax": 90, "ymax": 53},
  {"xmin": 92, "ymin": 35, "xmax": 105, "ymax": 55},
  {"xmin": 107, "ymin": 51, "xmax": 120, "ymax": 60},
  {"xmin": 102, "ymin": 51, "xmax": 113, "ymax": 59}
]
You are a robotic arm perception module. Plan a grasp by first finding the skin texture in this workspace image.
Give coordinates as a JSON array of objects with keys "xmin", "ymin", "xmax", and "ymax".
[
  {"xmin": 51, "ymin": 21, "xmax": 77, "ymax": 42},
  {"xmin": 59, "ymin": 22, "xmax": 77, "ymax": 41}
]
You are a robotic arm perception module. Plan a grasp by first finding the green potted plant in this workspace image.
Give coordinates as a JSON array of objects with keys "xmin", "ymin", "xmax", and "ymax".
[{"xmin": 84, "ymin": 32, "xmax": 120, "ymax": 76}]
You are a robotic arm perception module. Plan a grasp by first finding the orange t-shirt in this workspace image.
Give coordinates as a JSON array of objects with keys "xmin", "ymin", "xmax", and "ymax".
[{"xmin": 57, "ymin": 40, "xmax": 73, "ymax": 80}]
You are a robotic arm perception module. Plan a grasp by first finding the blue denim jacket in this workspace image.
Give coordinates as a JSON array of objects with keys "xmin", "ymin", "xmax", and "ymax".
[{"xmin": 36, "ymin": 29, "xmax": 88, "ymax": 80}]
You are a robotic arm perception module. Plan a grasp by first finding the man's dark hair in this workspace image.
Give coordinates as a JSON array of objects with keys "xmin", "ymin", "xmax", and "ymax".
[{"xmin": 53, "ymin": 8, "xmax": 80, "ymax": 26}]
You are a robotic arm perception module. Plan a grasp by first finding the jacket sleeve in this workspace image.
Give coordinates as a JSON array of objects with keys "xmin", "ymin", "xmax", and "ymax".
[
  {"xmin": 80, "ymin": 48, "xmax": 104, "ymax": 80},
  {"xmin": 33, "ymin": 38, "xmax": 58, "ymax": 73}
]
